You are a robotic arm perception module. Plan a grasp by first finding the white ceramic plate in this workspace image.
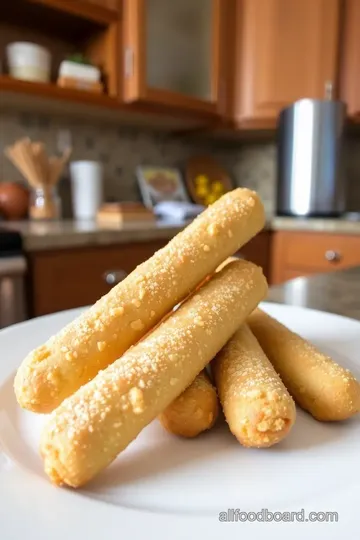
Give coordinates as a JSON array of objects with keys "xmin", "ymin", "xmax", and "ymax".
[{"xmin": 1, "ymin": 303, "xmax": 359, "ymax": 540}]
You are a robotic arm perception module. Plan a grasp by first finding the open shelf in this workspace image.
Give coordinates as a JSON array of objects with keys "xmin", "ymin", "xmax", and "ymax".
[
  {"xmin": 6, "ymin": 0, "xmax": 119, "ymax": 27},
  {"xmin": 0, "ymin": 75, "xmax": 213, "ymax": 131},
  {"xmin": 0, "ymin": 75, "xmax": 119, "ymax": 109}
]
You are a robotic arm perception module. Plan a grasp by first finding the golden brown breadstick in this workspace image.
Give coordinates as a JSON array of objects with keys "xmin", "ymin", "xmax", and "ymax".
[
  {"xmin": 40, "ymin": 260, "xmax": 267, "ymax": 487},
  {"xmin": 212, "ymin": 324, "xmax": 296, "ymax": 448},
  {"xmin": 15, "ymin": 188, "xmax": 265, "ymax": 414},
  {"xmin": 158, "ymin": 370, "xmax": 218, "ymax": 438},
  {"xmin": 157, "ymin": 256, "xmax": 239, "ymax": 437},
  {"xmin": 216, "ymin": 255, "xmax": 240, "ymax": 272},
  {"xmin": 248, "ymin": 309, "xmax": 360, "ymax": 421}
]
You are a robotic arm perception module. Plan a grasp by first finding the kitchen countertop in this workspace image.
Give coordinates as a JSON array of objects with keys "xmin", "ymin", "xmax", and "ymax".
[
  {"xmin": 272, "ymin": 216, "xmax": 360, "ymax": 234},
  {"xmin": 1, "ymin": 215, "xmax": 360, "ymax": 252},
  {"xmin": 1, "ymin": 219, "xmax": 190, "ymax": 251},
  {"xmin": 267, "ymin": 266, "xmax": 360, "ymax": 321}
]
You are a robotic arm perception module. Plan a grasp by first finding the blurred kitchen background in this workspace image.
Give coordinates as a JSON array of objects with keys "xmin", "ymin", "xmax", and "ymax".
[{"xmin": 1, "ymin": 0, "xmax": 360, "ymax": 327}]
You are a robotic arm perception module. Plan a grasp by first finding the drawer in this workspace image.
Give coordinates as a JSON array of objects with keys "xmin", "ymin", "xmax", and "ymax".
[
  {"xmin": 281, "ymin": 232, "xmax": 360, "ymax": 271},
  {"xmin": 29, "ymin": 241, "xmax": 167, "ymax": 316}
]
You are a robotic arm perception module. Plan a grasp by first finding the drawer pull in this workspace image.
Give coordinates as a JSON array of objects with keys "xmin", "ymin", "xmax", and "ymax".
[
  {"xmin": 325, "ymin": 250, "xmax": 341, "ymax": 263},
  {"xmin": 103, "ymin": 270, "xmax": 128, "ymax": 286}
]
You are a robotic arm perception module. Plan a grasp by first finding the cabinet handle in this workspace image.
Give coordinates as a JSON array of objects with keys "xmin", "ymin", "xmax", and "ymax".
[
  {"xmin": 124, "ymin": 47, "xmax": 134, "ymax": 78},
  {"xmin": 103, "ymin": 270, "xmax": 128, "ymax": 286},
  {"xmin": 324, "ymin": 250, "xmax": 341, "ymax": 263},
  {"xmin": 325, "ymin": 81, "xmax": 334, "ymax": 100}
]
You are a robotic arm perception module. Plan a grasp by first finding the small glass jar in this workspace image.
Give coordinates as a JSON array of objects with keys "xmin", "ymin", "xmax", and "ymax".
[{"xmin": 29, "ymin": 186, "xmax": 62, "ymax": 221}]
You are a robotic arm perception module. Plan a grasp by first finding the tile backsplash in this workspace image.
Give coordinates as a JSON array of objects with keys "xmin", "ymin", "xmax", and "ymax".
[
  {"xmin": 1, "ymin": 110, "xmax": 359, "ymax": 217},
  {"xmin": 0, "ymin": 111, "xmax": 276, "ymax": 217}
]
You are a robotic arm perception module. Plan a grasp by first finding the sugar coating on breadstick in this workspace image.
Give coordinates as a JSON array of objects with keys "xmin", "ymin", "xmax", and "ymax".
[
  {"xmin": 213, "ymin": 324, "xmax": 296, "ymax": 448},
  {"xmin": 248, "ymin": 309, "xmax": 360, "ymax": 421},
  {"xmin": 15, "ymin": 188, "xmax": 265, "ymax": 414},
  {"xmin": 40, "ymin": 260, "xmax": 267, "ymax": 487},
  {"xmin": 158, "ymin": 370, "xmax": 219, "ymax": 438}
]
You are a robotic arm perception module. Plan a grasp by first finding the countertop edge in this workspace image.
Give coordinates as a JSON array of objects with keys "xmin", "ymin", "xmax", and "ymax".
[{"xmin": 2, "ymin": 216, "xmax": 360, "ymax": 252}]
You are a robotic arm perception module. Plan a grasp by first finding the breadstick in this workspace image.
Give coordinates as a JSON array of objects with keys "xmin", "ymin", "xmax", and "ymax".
[
  {"xmin": 40, "ymin": 260, "xmax": 267, "ymax": 487},
  {"xmin": 14, "ymin": 188, "xmax": 265, "ymax": 414},
  {"xmin": 248, "ymin": 309, "xmax": 360, "ymax": 421},
  {"xmin": 212, "ymin": 324, "xmax": 296, "ymax": 448},
  {"xmin": 158, "ymin": 370, "xmax": 218, "ymax": 438},
  {"xmin": 156, "ymin": 256, "xmax": 239, "ymax": 437}
]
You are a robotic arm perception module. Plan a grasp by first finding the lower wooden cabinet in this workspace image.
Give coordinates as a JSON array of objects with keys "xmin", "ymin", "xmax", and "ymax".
[
  {"xmin": 272, "ymin": 231, "xmax": 360, "ymax": 284},
  {"xmin": 237, "ymin": 231, "xmax": 272, "ymax": 282},
  {"xmin": 27, "ymin": 232, "xmax": 272, "ymax": 317},
  {"xmin": 28, "ymin": 241, "xmax": 167, "ymax": 317}
]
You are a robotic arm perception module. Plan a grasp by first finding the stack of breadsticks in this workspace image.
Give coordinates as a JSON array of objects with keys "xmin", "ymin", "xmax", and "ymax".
[{"xmin": 14, "ymin": 189, "xmax": 360, "ymax": 488}]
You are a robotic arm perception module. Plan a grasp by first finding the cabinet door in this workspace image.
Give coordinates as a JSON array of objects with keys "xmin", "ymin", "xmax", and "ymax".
[
  {"xmin": 123, "ymin": 0, "xmax": 225, "ymax": 115},
  {"xmin": 233, "ymin": 0, "xmax": 341, "ymax": 126},
  {"xmin": 340, "ymin": 0, "xmax": 360, "ymax": 117},
  {"xmin": 84, "ymin": 0, "xmax": 118, "ymax": 10},
  {"xmin": 29, "ymin": 241, "xmax": 167, "ymax": 316}
]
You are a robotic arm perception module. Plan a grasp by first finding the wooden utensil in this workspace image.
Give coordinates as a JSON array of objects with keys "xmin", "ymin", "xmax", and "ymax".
[{"xmin": 185, "ymin": 156, "xmax": 233, "ymax": 206}]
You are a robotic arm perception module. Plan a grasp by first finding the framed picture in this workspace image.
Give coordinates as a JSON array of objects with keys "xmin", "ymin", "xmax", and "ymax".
[{"xmin": 136, "ymin": 166, "xmax": 189, "ymax": 208}]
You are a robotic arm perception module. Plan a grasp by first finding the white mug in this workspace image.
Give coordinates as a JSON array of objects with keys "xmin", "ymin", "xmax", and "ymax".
[{"xmin": 70, "ymin": 161, "xmax": 103, "ymax": 220}]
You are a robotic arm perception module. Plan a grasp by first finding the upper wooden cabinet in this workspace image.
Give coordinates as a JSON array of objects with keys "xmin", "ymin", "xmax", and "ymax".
[
  {"xmin": 27, "ymin": 0, "xmax": 120, "ymax": 21},
  {"xmin": 85, "ymin": 0, "xmax": 118, "ymax": 10},
  {"xmin": 122, "ymin": 0, "xmax": 226, "ymax": 115},
  {"xmin": 231, "ymin": 0, "xmax": 341, "ymax": 127},
  {"xmin": 340, "ymin": 0, "xmax": 360, "ymax": 118}
]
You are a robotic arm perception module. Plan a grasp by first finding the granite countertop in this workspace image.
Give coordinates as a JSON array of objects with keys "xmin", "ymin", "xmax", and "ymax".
[
  {"xmin": 1, "ymin": 219, "xmax": 190, "ymax": 251},
  {"xmin": 268, "ymin": 266, "xmax": 360, "ymax": 321},
  {"xmin": 272, "ymin": 216, "xmax": 360, "ymax": 235},
  {"xmin": 1, "ymin": 215, "xmax": 360, "ymax": 252}
]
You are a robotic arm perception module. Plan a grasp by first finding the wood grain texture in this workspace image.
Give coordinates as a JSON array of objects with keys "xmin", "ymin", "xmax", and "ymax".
[
  {"xmin": 339, "ymin": 0, "xmax": 360, "ymax": 117},
  {"xmin": 122, "ymin": 0, "xmax": 146, "ymax": 101},
  {"xmin": 232, "ymin": 0, "xmax": 341, "ymax": 125},
  {"xmin": 271, "ymin": 231, "xmax": 360, "ymax": 284}
]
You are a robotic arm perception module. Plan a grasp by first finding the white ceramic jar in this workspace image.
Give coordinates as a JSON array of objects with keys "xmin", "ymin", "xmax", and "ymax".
[{"xmin": 7, "ymin": 42, "xmax": 51, "ymax": 83}]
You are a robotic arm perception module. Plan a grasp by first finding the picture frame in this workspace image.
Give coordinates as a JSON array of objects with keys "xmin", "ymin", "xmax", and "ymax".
[{"xmin": 136, "ymin": 166, "xmax": 189, "ymax": 209}]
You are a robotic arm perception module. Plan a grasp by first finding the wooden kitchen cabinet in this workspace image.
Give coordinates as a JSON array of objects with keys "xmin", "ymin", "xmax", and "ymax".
[
  {"xmin": 340, "ymin": 0, "xmax": 360, "ymax": 118},
  {"xmin": 84, "ymin": 0, "xmax": 118, "ymax": 11},
  {"xmin": 272, "ymin": 231, "xmax": 360, "ymax": 284},
  {"xmin": 231, "ymin": 0, "xmax": 341, "ymax": 127},
  {"xmin": 28, "ymin": 232, "xmax": 272, "ymax": 317},
  {"xmin": 27, "ymin": 0, "xmax": 120, "ymax": 22},
  {"xmin": 28, "ymin": 241, "xmax": 167, "ymax": 317},
  {"xmin": 122, "ymin": 0, "xmax": 227, "ymax": 115},
  {"xmin": 238, "ymin": 231, "xmax": 272, "ymax": 283}
]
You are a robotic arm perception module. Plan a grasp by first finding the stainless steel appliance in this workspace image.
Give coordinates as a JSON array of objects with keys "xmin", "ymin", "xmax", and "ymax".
[
  {"xmin": 0, "ymin": 229, "xmax": 27, "ymax": 328},
  {"xmin": 277, "ymin": 95, "xmax": 346, "ymax": 217}
]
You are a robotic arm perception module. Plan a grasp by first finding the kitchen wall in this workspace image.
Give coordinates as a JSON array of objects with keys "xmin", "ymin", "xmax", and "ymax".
[{"xmin": 0, "ymin": 110, "xmax": 359, "ymax": 217}]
